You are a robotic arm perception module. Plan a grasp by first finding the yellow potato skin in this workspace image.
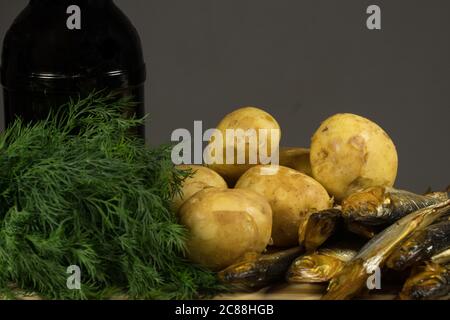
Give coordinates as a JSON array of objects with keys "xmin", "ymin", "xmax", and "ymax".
[
  {"xmin": 235, "ymin": 165, "xmax": 332, "ymax": 247},
  {"xmin": 279, "ymin": 147, "xmax": 312, "ymax": 177},
  {"xmin": 179, "ymin": 188, "xmax": 272, "ymax": 271},
  {"xmin": 172, "ymin": 165, "xmax": 228, "ymax": 213},
  {"xmin": 206, "ymin": 107, "xmax": 281, "ymax": 186},
  {"xmin": 310, "ymin": 113, "xmax": 398, "ymax": 201}
]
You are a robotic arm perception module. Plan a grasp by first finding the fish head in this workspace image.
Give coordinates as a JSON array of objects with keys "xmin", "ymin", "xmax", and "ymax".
[
  {"xmin": 386, "ymin": 235, "xmax": 425, "ymax": 271},
  {"xmin": 217, "ymin": 260, "xmax": 261, "ymax": 290},
  {"xmin": 305, "ymin": 218, "xmax": 338, "ymax": 251},
  {"xmin": 400, "ymin": 263, "xmax": 448, "ymax": 300},
  {"xmin": 287, "ymin": 254, "xmax": 343, "ymax": 283},
  {"xmin": 341, "ymin": 187, "xmax": 389, "ymax": 223},
  {"xmin": 323, "ymin": 259, "xmax": 368, "ymax": 300},
  {"xmin": 218, "ymin": 261, "xmax": 258, "ymax": 282}
]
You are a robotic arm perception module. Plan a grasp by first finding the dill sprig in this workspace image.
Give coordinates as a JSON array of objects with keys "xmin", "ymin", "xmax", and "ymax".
[{"xmin": 0, "ymin": 92, "xmax": 223, "ymax": 299}]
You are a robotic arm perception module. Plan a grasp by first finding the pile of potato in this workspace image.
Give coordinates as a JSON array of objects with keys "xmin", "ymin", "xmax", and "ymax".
[{"xmin": 173, "ymin": 107, "xmax": 398, "ymax": 271}]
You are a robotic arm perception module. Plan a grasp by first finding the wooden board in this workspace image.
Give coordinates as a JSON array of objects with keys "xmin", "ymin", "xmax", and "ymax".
[
  {"xmin": 4, "ymin": 284, "xmax": 399, "ymax": 300},
  {"xmin": 215, "ymin": 283, "xmax": 398, "ymax": 300}
]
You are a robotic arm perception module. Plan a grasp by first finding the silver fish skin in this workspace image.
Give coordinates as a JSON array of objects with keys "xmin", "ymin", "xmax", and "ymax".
[
  {"xmin": 342, "ymin": 187, "xmax": 447, "ymax": 226},
  {"xmin": 387, "ymin": 219, "xmax": 450, "ymax": 270}
]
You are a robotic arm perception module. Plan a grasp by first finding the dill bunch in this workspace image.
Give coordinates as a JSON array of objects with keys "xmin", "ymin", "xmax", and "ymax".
[{"xmin": 0, "ymin": 92, "xmax": 222, "ymax": 299}]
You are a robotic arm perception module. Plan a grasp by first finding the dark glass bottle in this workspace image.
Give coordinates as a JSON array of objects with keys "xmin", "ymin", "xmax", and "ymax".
[{"xmin": 1, "ymin": 0, "xmax": 146, "ymax": 137}]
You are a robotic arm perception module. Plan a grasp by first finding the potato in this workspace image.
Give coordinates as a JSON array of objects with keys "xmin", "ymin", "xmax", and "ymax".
[
  {"xmin": 235, "ymin": 165, "xmax": 332, "ymax": 247},
  {"xmin": 310, "ymin": 113, "xmax": 398, "ymax": 201},
  {"xmin": 179, "ymin": 188, "xmax": 272, "ymax": 271},
  {"xmin": 206, "ymin": 107, "xmax": 281, "ymax": 186},
  {"xmin": 279, "ymin": 147, "xmax": 312, "ymax": 177},
  {"xmin": 172, "ymin": 165, "xmax": 228, "ymax": 213}
]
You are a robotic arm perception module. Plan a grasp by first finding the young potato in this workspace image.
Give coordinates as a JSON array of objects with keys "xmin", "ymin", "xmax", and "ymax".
[
  {"xmin": 310, "ymin": 113, "xmax": 398, "ymax": 201},
  {"xmin": 235, "ymin": 165, "xmax": 332, "ymax": 247},
  {"xmin": 171, "ymin": 165, "xmax": 228, "ymax": 213},
  {"xmin": 179, "ymin": 188, "xmax": 272, "ymax": 271},
  {"xmin": 205, "ymin": 107, "xmax": 281, "ymax": 186},
  {"xmin": 279, "ymin": 147, "xmax": 312, "ymax": 177}
]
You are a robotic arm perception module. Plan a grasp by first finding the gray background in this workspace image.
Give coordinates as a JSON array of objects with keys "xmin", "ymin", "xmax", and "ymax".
[{"xmin": 1, "ymin": 0, "xmax": 449, "ymax": 193}]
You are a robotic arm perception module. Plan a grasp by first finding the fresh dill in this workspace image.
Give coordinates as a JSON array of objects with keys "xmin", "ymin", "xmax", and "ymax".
[{"xmin": 0, "ymin": 92, "xmax": 223, "ymax": 299}]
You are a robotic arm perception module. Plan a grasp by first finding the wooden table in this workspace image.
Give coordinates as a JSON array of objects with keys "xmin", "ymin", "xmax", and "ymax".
[
  {"xmin": 216, "ymin": 283, "xmax": 398, "ymax": 300},
  {"xmin": 4, "ymin": 283, "xmax": 399, "ymax": 300}
]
